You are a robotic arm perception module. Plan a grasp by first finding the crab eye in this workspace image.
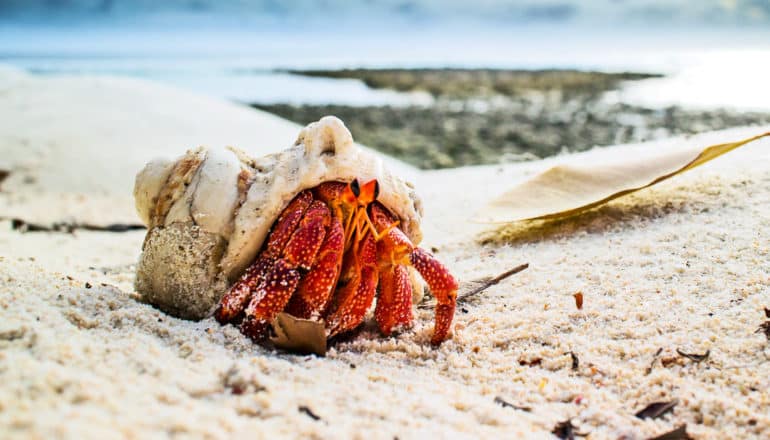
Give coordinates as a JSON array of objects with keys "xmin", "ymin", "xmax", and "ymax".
[
  {"xmin": 350, "ymin": 179, "xmax": 361, "ymax": 198},
  {"xmin": 373, "ymin": 180, "xmax": 380, "ymax": 200}
]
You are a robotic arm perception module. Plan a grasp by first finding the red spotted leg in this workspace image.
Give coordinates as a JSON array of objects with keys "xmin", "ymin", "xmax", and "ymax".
[
  {"xmin": 369, "ymin": 203, "xmax": 417, "ymax": 336},
  {"xmin": 370, "ymin": 202, "xmax": 457, "ymax": 345},
  {"xmin": 284, "ymin": 216, "xmax": 345, "ymax": 319},
  {"xmin": 240, "ymin": 200, "xmax": 331, "ymax": 340},
  {"xmin": 375, "ymin": 264, "xmax": 414, "ymax": 336},
  {"xmin": 410, "ymin": 248, "xmax": 457, "ymax": 345},
  {"xmin": 324, "ymin": 231, "xmax": 379, "ymax": 338},
  {"xmin": 215, "ymin": 190, "xmax": 313, "ymax": 323}
]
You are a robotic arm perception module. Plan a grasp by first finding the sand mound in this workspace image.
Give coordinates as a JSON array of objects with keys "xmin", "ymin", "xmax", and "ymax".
[{"xmin": 1, "ymin": 69, "xmax": 769, "ymax": 439}]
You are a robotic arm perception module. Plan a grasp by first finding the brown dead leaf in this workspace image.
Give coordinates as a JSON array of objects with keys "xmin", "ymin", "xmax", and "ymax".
[
  {"xmin": 475, "ymin": 132, "xmax": 770, "ymax": 223},
  {"xmin": 635, "ymin": 399, "xmax": 678, "ymax": 420},
  {"xmin": 269, "ymin": 312, "xmax": 327, "ymax": 356},
  {"xmin": 676, "ymin": 348, "xmax": 710, "ymax": 363},
  {"xmin": 552, "ymin": 419, "xmax": 576, "ymax": 440},
  {"xmin": 569, "ymin": 351, "xmax": 579, "ymax": 370},
  {"xmin": 573, "ymin": 292, "xmax": 583, "ymax": 310}
]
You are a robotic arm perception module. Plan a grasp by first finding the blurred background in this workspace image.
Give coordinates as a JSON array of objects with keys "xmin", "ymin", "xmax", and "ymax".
[{"xmin": 2, "ymin": 0, "xmax": 769, "ymax": 168}]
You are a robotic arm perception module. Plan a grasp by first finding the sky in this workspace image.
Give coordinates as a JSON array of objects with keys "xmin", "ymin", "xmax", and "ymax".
[{"xmin": 1, "ymin": 0, "xmax": 769, "ymax": 29}]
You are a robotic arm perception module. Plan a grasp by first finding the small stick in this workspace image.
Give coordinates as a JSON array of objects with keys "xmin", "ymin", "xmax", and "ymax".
[
  {"xmin": 645, "ymin": 347, "xmax": 663, "ymax": 375},
  {"xmin": 5, "ymin": 217, "xmax": 145, "ymax": 233},
  {"xmin": 494, "ymin": 396, "xmax": 532, "ymax": 412},
  {"xmin": 419, "ymin": 263, "xmax": 529, "ymax": 309}
]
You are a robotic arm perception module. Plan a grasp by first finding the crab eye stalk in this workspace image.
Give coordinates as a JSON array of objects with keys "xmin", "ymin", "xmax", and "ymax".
[
  {"xmin": 373, "ymin": 180, "xmax": 380, "ymax": 200},
  {"xmin": 350, "ymin": 179, "xmax": 361, "ymax": 198}
]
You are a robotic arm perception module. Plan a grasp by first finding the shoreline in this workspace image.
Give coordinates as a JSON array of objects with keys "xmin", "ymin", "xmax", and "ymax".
[{"xmin": 256, "ymin": 69, "xmax": 770, "ymax": 169}]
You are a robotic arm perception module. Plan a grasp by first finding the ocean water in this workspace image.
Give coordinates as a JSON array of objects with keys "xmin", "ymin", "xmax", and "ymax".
[{"xmin": 1, "ymin": 25, "xmax": 769, "ymax": 110}]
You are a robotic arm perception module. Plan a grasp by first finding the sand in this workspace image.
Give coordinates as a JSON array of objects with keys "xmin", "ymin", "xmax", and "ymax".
[{"xmin": 1, "ymin": 67, "xmax": 769, "ymax": 439}]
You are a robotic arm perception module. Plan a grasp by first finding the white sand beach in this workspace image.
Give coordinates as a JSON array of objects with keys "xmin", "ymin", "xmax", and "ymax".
[{"xmin": 1, "ymin": 68, "xmax": 769, "ymax": 439}]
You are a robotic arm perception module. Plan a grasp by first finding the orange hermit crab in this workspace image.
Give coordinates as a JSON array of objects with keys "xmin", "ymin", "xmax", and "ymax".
[
  {"xmin": 215, "ymin": 178, "xmax": 457, "ymax": 344},
  {"xmin": 133, "ymin": 117, "xmax": 457, "ymax": 347}
]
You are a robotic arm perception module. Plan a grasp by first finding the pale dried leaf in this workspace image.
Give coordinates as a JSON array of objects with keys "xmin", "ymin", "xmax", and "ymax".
[
  {"xmin": 269, "ymin": 312, "xmax": 327, "ymax": 356},
  {"xmin": 475, "ymin": 132, "xmax": 769, "ymax": 223}
]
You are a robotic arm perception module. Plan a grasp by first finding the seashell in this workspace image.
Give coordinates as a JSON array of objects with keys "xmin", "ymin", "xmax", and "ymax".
[{"xmin": 134, "ymin": 116, "xmax": 424, "ymax": 320}]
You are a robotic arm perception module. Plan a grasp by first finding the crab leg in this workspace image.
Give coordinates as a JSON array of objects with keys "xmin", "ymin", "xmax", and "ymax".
[
  {"xmin": 375, "ymin": 263, "xmax": 414, "ymax": 336},
  {"xmin": 370, "ymin": 202, "xmax": 457, "ymax": 345},
  {"xmin": 409, "ymin": 248, "xmax": 457, "ymax": 345},
  {"xmin": 240, "ymin": 200, "xmax": 331, "ymax": 340},
  {"xmin": 324, "ymin": 231, "xmax": 378, "ymax": 338},
  {"xmin": 285, "ymin": 217, "xmax": 345, "ymax": 319},
  {"xmin": 215, "ymin": 191, "xmax": 314, "ymax": 323}
]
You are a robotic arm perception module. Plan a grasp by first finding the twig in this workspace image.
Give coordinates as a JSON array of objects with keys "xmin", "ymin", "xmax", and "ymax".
[
  {"xmin": 5, "ymin": 217, "xmax": 145, "ymax": 233},
  {"xmin": 419, "ymin": 263, "xmax": 529, "ymax": 309},
  {"xmin": 494, "ymin": 396, "xmax": 531, "ymax": 412},
  {"xmin": 298, "ymin": 405, "xmax": 322, "ymax": 421},
  {"xmin": 645, "ymin": 347, "xmax": 663, "ymax": 375}
]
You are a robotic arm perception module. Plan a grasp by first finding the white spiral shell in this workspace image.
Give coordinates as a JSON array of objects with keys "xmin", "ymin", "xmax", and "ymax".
[{"xmin": 133, "ymin": 116, "xmax": 424, "ymax": 319}]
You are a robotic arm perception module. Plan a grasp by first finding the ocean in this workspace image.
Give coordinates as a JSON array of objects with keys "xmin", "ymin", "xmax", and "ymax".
[{"xmin": 2, "ymin": 24, "xmax": 769, "ymax": 110}]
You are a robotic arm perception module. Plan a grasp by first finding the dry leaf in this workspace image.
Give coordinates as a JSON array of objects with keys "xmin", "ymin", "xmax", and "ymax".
[
  {"xmin": 573, "ymin": 292, "xmax": 584, "ymax": 310},
  {"xmin": 269, "ymin": 312, "xmax": 327, "ymax": 356},
  {"xmin": 475, "ymin": 132, "xmax": 770, "ymax": 223},
  {"xmin": 635, "ymin": 399, "xmax": 679, "ymax": 420},
  {"xmin": 676, "ymin": 348, "xmax": 710, "ymax": 363},
  {"xmin": 569, "ymin": 351, "xmax": 579, "ymax": 370},
  {"xmin": 552, "ymin": 419, "xmax": 576, "ymax": 440}
]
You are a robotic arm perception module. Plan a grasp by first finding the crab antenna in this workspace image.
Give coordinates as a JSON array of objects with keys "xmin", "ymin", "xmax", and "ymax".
[{"xmin": 340, "ymin": 179, "xmax": 359, "ymax": 206}]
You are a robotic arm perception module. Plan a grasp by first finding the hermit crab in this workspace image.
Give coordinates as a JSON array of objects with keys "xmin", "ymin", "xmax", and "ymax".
[{"xmin": 134, "ymin": 117, "xmax": 457, "ymax": 347}]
